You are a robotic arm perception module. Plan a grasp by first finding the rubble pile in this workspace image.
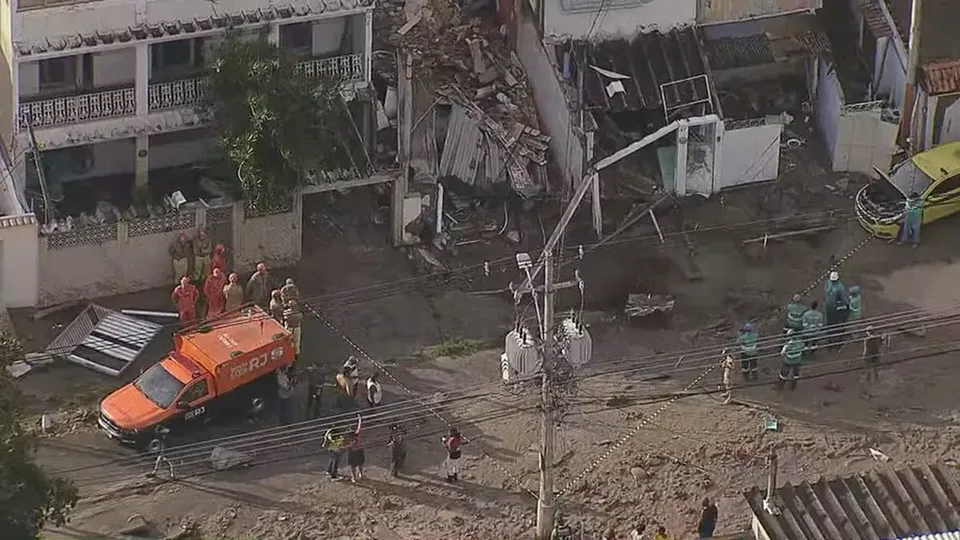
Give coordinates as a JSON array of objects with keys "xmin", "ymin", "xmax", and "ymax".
[{"xmin": 376, "ymin": 0, "xmax": 550, "ymax": 196}]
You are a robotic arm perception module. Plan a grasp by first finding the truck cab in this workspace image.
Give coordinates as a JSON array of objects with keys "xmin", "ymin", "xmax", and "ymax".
[{"xmin": 98, "ymin": 305, "xmax": 294, "ymax": 451}]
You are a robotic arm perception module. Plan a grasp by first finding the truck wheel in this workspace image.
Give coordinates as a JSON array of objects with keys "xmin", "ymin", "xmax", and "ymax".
[{"xmin": 249, "ymin": 397, "xmax": 265, "ymax": 416}]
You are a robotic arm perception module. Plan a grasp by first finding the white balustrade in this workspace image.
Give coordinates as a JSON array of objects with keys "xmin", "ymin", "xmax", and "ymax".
[
  {"xmin": 148, "ymin": 77, "xmax": 208, "ymax": 112},
  {"xmin": 18, "ymin": 87, "xmax": 136, "ymax": 129},
  {"xmin": 296, "ymin": 53, "xmax": 366, "ymax": 83},
  {"xmin": 19, "ymin": 53, "xmax": 368, "ymax": 129}
]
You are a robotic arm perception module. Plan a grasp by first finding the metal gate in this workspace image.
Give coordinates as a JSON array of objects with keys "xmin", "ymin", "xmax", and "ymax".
[{"xmin": 204, "ymin": 202, "xmax": 234, "ymax": 270}]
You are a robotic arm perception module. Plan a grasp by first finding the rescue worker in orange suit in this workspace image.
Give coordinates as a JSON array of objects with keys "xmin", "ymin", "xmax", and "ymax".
[
  {"xmin": 245, "ymin": 263, "xmax": 271, "ymax": 307},
  {"xmin": 203, "ymin": 267, "xmax": 228, "ymax": 318},
  {"xmin": 172, "ymin": 276, "xmax": 199, "ymax": 323},
  {"xmin": 168, "ymin": 233, "xmax": 192, "ymax": 285},
  {"xmin": 223, "ymin": 272, "xmax": 244, "ymax": 312},
  {"xmin": 192, "ymin": 227, "xmax": 212, "ymax": 282},
  {"xmin": 211, "ymin": 244, "xmax": 228, "ymax": 274}
]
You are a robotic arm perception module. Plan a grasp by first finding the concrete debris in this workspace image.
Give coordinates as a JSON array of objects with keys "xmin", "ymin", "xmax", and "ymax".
[
  {"xmin": 378, "ymin": 0, "xmax": 547, "ymax": 197},
  {"xmin": 7, "ymin": 361, "xmax": 32, "ymax": 379},
  {"xmin": 625, "ymin": 294, "xmax": 676, "ymax": 319},
  {"xmin": 209, "ymin": 447, "xmax": 253, "ymax": 471},
  {"xmin": 869, "ymin": 448, "xmax": 891, "ymax": 462}
]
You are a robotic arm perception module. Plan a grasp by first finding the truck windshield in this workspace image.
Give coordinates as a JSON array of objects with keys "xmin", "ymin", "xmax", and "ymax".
[{"xmin": 133, "ymin": 363, "xmax": 186, "ymax": 409}]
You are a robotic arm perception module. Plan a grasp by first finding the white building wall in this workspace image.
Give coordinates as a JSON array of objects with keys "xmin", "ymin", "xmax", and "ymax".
[
  {"xmin": 874, "ymin": 36, "xmax": 907, "ymax": 110},
  {"xmin": 312, "ymin": 18, "xmax": 347, "ymax": 55},
  {"xmin": 717, "ymin": 123, "xmax": 782, "ymax": 189},
  {"xmin": 0, "ymin": 215, "xmax": 40, "ymax": 308},
  {"xmin": 516, "ymin": 17, "xmax": 583, "ymax": 192},
  {"xmin": 52, "ymin": 135, "xmax": 216, "ymax": 183},
  {"xmin": 93, "ymin": 49, "xmax": 136, "ymax": 86},
  {"xmin": 543, "ymin": 0, "xmax": 695, "ymax": 39}
]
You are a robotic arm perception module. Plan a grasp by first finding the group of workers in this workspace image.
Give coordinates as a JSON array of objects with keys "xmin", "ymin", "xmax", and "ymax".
[{"xmin": 733, "ymin": 271, "xmax": 871, "ymax": 391}]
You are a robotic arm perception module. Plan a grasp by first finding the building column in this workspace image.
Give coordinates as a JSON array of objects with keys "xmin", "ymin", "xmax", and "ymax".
[
  {"xmin": 135, "ymin": 43, "xmax": 149, "ymax": 116},
  {"xmin": 135, "ymin": 135, "xmax": 149, "ymax": 186},
  {"xmin": 675, "ymin": 121, "xmax": 689, "ymax": 196},
  {"xmin": 364, "ymin": 10, "xmax": 373, "ymax": 81},
  {"xmin": 9, "ymin": 61, "xmax": 19, "ymax": 145},
  {"xmin": 712, "ymin": 119, "xmax": 724, "ymax": 194},
  {"xmin": 268, "ymin": 23, "xmax": 280, "ymax": 45}
]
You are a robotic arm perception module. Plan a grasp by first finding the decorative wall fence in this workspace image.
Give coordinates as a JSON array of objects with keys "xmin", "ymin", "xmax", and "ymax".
[{"xmin": 38, "ymin": 195, "xmax": 302, "ymax": 307}]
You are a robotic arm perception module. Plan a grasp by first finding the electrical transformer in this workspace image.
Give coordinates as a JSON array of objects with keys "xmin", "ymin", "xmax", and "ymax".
[
  {"xmin": 502, "ymin": 328, "xmax": 539, "ymax": 383},
  {"xmin": 557, "ymin": 317, "xmax": 592, "ymax": 369}
]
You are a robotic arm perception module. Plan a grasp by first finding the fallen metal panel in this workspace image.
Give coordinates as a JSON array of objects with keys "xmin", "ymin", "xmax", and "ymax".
[{"xmin": 45, "ymin": 304, "xmax": 163, "ymax": 377}]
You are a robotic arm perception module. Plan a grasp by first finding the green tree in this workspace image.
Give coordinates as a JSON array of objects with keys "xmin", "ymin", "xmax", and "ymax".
[
  {"xmin": 204, "ymin": 34, "xmax": 359, "ymax": 214},
  {"xmin": 0, "ymin": 333, "xmax": 78, "ymax": 539}
]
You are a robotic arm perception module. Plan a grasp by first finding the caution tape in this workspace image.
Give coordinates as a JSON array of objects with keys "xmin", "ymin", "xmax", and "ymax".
[
  {"xmin": 302, "ymin": 302, "xmax": 539, "ymax": 498},
  {"xmin": 556, "ymin": 231, "xmax": 875, "ymax": 498}
]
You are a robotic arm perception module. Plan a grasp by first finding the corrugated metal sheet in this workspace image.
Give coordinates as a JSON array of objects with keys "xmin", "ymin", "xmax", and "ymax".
[
  {"xmin": 922, "ymin": 60, "xmax": 960, "ymax": 95},
  {"xmin": 860, "ymin": 0, "xmax": 895, "ymax": 39},
  {"xmin": 46, "ymin": 304, "xmax": 163, "ymax": 377},
  {"xmin": 697, "ymin": 0, "xmax": 822, "ymax": 24},
  {"xmin": 705, "ymin": 34, "xmax": 775, "ymax": 70},
  {"xmin": 745, "ymin": 463, "xmax": 960, "ymax": 540},
  {"xmin": 897, "ymin": 533, "xmax": 960, "ymax": 540}
]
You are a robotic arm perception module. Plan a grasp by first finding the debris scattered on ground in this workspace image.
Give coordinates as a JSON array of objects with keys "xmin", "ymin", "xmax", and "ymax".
[
  {"xmin": 869, "ymin": 448, "xmax": 891, "ymax": 462},
  {"xmin": 209, "ymin": 446, "xmax": 253, "ymax": 471},
  {"xmin": 625, "ymin": 294, "xmax": 676, "ymax": 319},
  {"xmin": 115, "ymin": 513, "xmax": 152, "ymax": 536}
]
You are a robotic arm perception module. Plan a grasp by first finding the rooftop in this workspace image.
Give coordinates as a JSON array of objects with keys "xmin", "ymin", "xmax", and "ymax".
[
  {"xmin": 921, "ymin": 60, "xmax": 960, "ymax": 95},
  {"xmin": 561, "ymin": 27, "xmax": 712, "ymax": 114},
  {"xmin": 745, "ymin": 463, "xmax": 960, "ymax": 540}
]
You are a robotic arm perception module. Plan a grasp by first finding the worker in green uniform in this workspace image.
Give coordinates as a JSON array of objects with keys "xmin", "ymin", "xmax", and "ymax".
[
  {"xmin": 737, "ymin": 322, "xmax": 759, "ymax": 380},
  {"xmin": 801, "ymin": 300, "xmax": 825, "ymax": 355},
  {"xmin": 847, "ymin": 286, "xmax": 862, "ymax": 324},
  {"xmin": 785, "ymin": 294, "xmax": 807, "ymax": 333},
  {"xmin": 778, "ymin": 329, "xmax": 805, "ymax": 390}
]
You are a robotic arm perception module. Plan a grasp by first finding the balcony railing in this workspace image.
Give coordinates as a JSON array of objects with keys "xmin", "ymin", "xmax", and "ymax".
[
  {"xmin": 19, "ymin": 87, "xmax": 136, "ymax": 129},
  {"xmin": 148, "ymin": 76, "xmax": 208, "ymax": 113},
  {"xmin": 297, "ymin": 53, "xmax": 366, "ymax": 83},
  {"xmin": 19, "ymin": 53, "xmax": 368, "ymax": 129}
]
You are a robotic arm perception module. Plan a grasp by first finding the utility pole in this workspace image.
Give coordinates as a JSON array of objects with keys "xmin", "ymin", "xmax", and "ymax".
[
  {"xmin": 901, "ymin": 0, "xmax": 923, "ymax": 151},
  {"xmin": 514, "ymin": 248, "xmax": 579, "ymax": 540},
  {"xmin": 537, "ymin": 248, "xmax": 556, "ymax": 540}
]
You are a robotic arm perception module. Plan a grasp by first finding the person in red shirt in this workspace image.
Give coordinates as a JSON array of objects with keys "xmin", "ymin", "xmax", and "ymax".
[
  {"xmin": 346, "ymin": 415, "xmax": 364, "ymax": 483},
  {"xmin": 203, "ymin": 267, "xmax": 227, "ymax": 318},
  {"xmin": 442, "ymin": 427, "xmax": 468, "ymax": 483},
  {"xmin": 171, "ymin": 276, "xmax": 199, "ymax": 323},
  {"xmin": 211, "ymin": 244, "xmax": 228, "ymax": 274}
]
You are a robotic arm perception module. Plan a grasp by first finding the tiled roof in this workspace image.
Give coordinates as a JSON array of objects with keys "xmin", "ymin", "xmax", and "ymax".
[
  {"xmin": 745, "ymin": 463, "xmax": 960, "ymax": 540},
  {"xmin": 566, "ymin": 27, "xmax": 712, "ymax": 113},
  {"xmin": 704, "ymin": 34, "xmax": 775, "ymax": 70},
  {"xmin": 897, "ymin": 533, "xmax": 960, "ymax": 540},
  {"xmin": 922, "ymin": 60, "xmax": 960, "ymax": 95},
  {"xmin": 793, "ymin": 30, "xmax": 832, "ymax": 57},
  {"xmin": 860, "ymin": 0, "xmax": 895, "ymax": 38},
  {"xmin": 15, "ymin": 1, "xmax": 373, "ymax": 56}
]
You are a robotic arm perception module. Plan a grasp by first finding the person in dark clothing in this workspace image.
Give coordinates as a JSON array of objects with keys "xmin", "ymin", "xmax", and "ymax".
[
  {"xmin": 862, "ymin": 326, "xmax": 883, "ymax": 384},
  {"xmin": 698, "ymin": 497, "xmax": 718, "ymax": 538},
  {"xmin": 305, "ymin": 366, "xmax": 324, "ymax": 419},
  {"xmin": 386, "ymin": 424, "xmax": 406, "ymax": 477}
]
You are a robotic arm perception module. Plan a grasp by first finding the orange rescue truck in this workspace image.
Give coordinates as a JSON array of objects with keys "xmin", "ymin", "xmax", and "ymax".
[{"xmin": 98, "ymin": 305, "xmax": 295, "ymax": 451}]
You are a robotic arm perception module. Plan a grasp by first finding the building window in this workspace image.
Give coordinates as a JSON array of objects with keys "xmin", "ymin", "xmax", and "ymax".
[
  {"xmin": 39, "ymin": 57, "xmax": 78, "ymax": 90},
  {"xmin": 281, "ymin": 22, "xmax": 313, "ymax": 54},
  {"xmin": 151, "ymin": 39, "xmax": 203, "ymax": 78}
]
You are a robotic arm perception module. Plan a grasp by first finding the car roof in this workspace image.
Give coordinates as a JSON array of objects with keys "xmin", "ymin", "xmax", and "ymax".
[{"xmin": 911, "ymin": 141, "xmax": 960, "ymax": 184}]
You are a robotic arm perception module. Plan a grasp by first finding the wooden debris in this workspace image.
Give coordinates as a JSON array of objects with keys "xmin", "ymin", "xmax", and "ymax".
[{"xmin": 625, "ymin": 294, "xmax": 675, "ymax": 319}]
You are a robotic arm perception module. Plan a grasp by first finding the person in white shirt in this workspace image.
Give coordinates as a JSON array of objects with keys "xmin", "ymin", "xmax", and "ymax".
[{"xmin": 366, "ymin": 373, "xmax": 382, "ymax": 408}]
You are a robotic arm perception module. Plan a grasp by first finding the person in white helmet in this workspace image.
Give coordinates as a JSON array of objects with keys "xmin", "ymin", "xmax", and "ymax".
[{"xmin": 824, "ymin": 271, "xmax": 848, "ymax": 345}]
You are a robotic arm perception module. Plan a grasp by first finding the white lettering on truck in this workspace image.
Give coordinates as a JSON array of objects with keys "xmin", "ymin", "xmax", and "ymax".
[{"xmin": 229, "ymin": 346, "xmax": 286, "ymax": 380}]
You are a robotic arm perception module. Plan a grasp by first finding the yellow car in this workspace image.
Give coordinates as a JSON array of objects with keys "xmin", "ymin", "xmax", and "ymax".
[{"xmin": 857, "ymin": 142, "xmax": 960, "ymax": 239}]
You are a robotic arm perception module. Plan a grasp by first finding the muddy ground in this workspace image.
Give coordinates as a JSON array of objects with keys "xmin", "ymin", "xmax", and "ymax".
[{"xmin": 16, "ymin": 141, "xmax": 960, "ymax": 539}]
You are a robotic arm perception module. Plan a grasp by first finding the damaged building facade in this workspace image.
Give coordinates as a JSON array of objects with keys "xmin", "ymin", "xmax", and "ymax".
[
  {"xmin": 515, "ymin": 0, "xmax": 829, "ymax": 234},
  {"xmin": 0, "ymin": 0, "xmax": 378, "ymax": 307}
]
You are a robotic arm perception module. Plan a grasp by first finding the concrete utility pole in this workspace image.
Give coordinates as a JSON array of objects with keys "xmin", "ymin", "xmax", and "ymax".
[
  {"xmin": 901, "ymin": 0, "xmax": 923, "ymax": 151},
  {"xmin": 514, "ymin": 248, "xmax": 579, "ymax": 540}
]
